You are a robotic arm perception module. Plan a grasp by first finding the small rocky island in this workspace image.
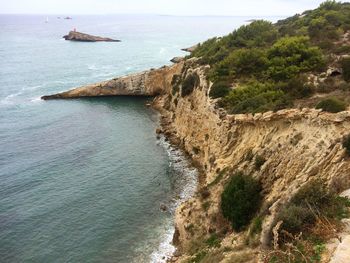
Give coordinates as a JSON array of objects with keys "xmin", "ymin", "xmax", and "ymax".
[{"xmin": 63, "ymin": 31, "xmax": 121, "ymax": 42}]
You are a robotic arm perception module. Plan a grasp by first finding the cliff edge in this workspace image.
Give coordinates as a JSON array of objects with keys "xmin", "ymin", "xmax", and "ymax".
[{"xmin": 41, "ymin": 63, "xmax": 183, "ymax": 100}]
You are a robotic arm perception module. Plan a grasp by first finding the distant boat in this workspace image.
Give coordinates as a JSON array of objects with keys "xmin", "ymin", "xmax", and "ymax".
[
  {"xmin": 45, "ymin": 17, "xmax": 49, "ymax": 23},
  {"xmin": 64, "ymin": 16, "xmax": 72, "ymax": 20}
]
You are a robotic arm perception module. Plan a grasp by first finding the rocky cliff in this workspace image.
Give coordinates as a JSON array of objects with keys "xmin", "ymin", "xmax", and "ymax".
[
  {"xmin": 63, "ymin": 31, "xmax": 121, "ymax": 42},
  {"xmin": 153, "ymin": 61, "xmax": 350, "ymax": 262},
  {"xmin": 41, "ymin": 63, "xmax": 183, "ymax": 100},
  {"xmin": 42, "ymin": 58, "xmax": 350, "ymax": 262}
]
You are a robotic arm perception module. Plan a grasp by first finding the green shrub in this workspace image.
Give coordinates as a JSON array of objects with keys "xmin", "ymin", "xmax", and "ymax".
[
  {"xmin": 267, "ymin": 36, "xmax": 325, "ymax": 81},
  {"xmin": 222, "ymin": 81, "xmax": 291, "ymax": 114},
  {"xmin": 228, "ymin": 20, "xmax": 278, "ymax": 48},
  {"xmin": 278, "ymin": 179, "xmax": 350, "ymax": 235},
  {"xmin": 280, "ymin": 75, "xmax": 315, "ymax": 99},
  {"xmin": 290, "ymin": 179, "xmax": 330, "ymax": 206},
  {"xmin": 209, "ymin": 80, "xmax": 231, "ymax": 99},
  {"xmin": 278, "ymin": 204, "xmax": 316, "ymax": 234},
  {"xmin": 334, "ymin": 45, "xmax": 350, "ymax": 55},
  {"xmin": 250, "ymin": 216, "xmax": 263, "ymax": 235},
  {"xmin": 341, "ymin": 57, "xmax": 350, "ymax": 82},
  {"xmin": 188, "ymin": 251, "xmax": 207, "ymax": 263},
  {"xmin": 315, "ymin": 97, "xmax": 346, "ymax": 113},
  {"xmin": 343, "ymin": 134, "xmax": 350, "ymax": 156},
  {"xmin": 221, "ymin": 172, "xmax": 262, "ymax": 231},
  {"xmin": 181, "ymin": 73, "xmax": 200, "ymax": 97},
  {"xmin": 254, "ymin": 155, "xmax": 266, "ymax": 170},
  {"xmin": 205, "ymin": 233, "xmax": 221, "ymax": 248},
  {"xmin": 191, "ymin": 20, "xmax": 277, "ymax": 65},
  {"xmin": 216, "ymin": 48, "xmax": 269, "ymax": 79}
]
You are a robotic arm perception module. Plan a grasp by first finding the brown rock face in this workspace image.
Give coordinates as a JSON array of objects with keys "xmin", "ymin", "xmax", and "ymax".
[
  {"xmin": 181, "ymin": 44, "xmax": 199, "ymax": 53},
  {"xmin": 41, "ymin": 63, "xmax": 184, "ymax": 100},
  {"xmin": 153, "ymin": 62, "xmax": 350, "ymax": 261},
  {"xmin": 63, "ymin": 31, "xmax": 121, "ymax": 42},
  {"xmin": 41, "ymin": 57, "xmax": 350, "ymax": 262}
]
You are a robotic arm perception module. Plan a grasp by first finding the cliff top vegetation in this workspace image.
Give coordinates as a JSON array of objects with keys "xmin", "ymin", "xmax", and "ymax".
[{"xmin": 190, "ymin": 1, "xmax": 350, "ymax": 114}]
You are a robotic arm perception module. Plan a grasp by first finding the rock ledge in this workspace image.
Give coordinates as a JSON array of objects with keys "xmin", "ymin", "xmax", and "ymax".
[{"xmin": 63, "ymin": 31, "xmax": 121, "ymax": 42}]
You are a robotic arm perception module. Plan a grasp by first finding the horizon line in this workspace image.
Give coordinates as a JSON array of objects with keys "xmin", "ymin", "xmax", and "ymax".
[{"xmin": 0, "ymin": 12, "xmax": 292, "ymax": 17}]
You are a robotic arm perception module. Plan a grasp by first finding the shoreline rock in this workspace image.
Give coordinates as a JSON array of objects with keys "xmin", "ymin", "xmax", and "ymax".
[
  {"xmin": 63, "ymin": 31, "xmax": 121, "ymax": 42},
  {"xmin": 181, "ymin": 44, "xmax": 199, "ymax": 53},
  {"xmin": 170, "ymin": 57, "xmax": 184, "ymax": 63},
  {"xmin": 41, "ymin": 63, "xmax": 183, "ymax": 100}
]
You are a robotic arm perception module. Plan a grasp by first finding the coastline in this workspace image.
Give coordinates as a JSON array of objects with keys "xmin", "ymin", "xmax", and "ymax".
[
  {"xmin": 40, "ymin": 36, "xmax": 350, "ymax": 262},
  {"xmin": 150, "ymin": 135, "xmax": 198, "ymax": 262},
  {"xmin": 40, "ymin": 59, "xmax": 350, "ymax": 262}
]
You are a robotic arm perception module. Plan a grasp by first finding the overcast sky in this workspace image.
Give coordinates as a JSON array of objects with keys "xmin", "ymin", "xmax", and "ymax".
[{"xmin": 0, "ymin": 0, "xmax": 332, "ymax": 16}]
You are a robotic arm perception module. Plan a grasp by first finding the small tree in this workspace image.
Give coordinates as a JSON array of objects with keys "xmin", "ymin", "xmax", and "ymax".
[
  {"xmin": 316, "ymin": 97, "xmax": 346, "ymax": 113},
  {"xmin": 221, "ymin": 172, "xmax": 261, "ymax": 231},
  {"xmin": 181, "ymin": 73, "xmax": 200, "ymax": 97},
  {"xmin": 209, "ymin": 80, "xmax": 231, "ymax": 99}
]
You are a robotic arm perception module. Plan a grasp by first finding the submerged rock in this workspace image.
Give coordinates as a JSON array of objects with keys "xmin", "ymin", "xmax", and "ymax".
[
  {"xmin": 160, "ymin": 204, "xmax": 168, "ymax": 212},
  {"xmin": 63, "ymin": 31, "xmax": 121, "ymax": 42}
]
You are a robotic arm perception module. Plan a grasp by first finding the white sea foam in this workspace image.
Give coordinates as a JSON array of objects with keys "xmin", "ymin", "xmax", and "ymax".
[
  {"xmin": 0, "ymin": 85, "xmax": 43, "ymax": 106},
  {"xmin": 0, "ymin": 91, "xmax": 22, "ymax": 105},
  {"xmin": 30, "ymin": 96, "xmax": 42, "ymax": 103},
  {"xmin": 149, "ymin": 136, "xmax": 198, "ymax": 263},
  {"xmin": 24, "ymin": 85, "xmax": 42, "ymax": 91},
  {"xmin": 88, "ymin": 64, "xmax": 97, "ymax": 70},
  {"xmin": 159, "ymin": 48, "xmax": 166, "ymax": 54}
]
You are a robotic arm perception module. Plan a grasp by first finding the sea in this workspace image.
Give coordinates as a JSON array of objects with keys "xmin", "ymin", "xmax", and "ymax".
[{"xmin": 0, "ymin": 14, "xmax": 283, "ymax": 263}]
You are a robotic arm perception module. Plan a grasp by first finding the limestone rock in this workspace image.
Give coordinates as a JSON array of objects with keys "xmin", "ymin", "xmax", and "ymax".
[
  {"xmin": 330, "ymin": 236, "xmax": 350, "ymax": 263},
  {"xmin": 63, "ymin": 31, "xmax": 120, "ymax": 42},
  {"xmin": 41, "ymin": 62, "xmax": 184, "ymax": 100},
  {"xmin": 170, "ymin": 57, "xmax": 184, "ymax": 63}
]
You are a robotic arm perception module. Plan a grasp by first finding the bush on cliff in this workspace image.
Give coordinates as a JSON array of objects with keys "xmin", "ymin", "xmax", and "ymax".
[
  {"xmin": 278, "ymin": 179, "xmax": 350, "ymax": 234},
  {"xmin": 181, "ymin": 73, "xmax": 200, "ymax": 97},
  {"xmin": 189, "ymin": 2, "xmax": 350, "ymax": 114},
  {"xmin": 315, "ymin": 97, "xmax": 346, "ymax": 113},
  {"xmin": 267, "ymin": 179, "xmax": 350, "ymax": 262},
  {"xmin": 222, "ymin": 81, "xmax": 291, "ymax": 114},
  {"xmin": 267, "ymin": 36, "xmax": 325, "ymax": 81},
  {"xmin": 341, "ymin": 57, "xmax": 350, "ymax": 82},
  {"xmin": 342, "ymin": 134, "xmax": 350, "ymax": 156},
  {"xmin": 279, "ymin": 75, "xmax": 315, "ymax": 99},
  {"xmin": 213, "ymin": 48, "xmax": 269, "ymax": 80},
  {"xmin": 209, "ymin": 80, "xmax": 231, "ymax": 99},
  {"xmin": 221, "ymin": 172, "xmax": 262, "ymax": 231}
]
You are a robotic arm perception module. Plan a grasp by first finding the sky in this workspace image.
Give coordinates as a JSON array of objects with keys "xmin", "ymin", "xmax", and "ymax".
[{"xmin": 0, "ymin": 0, "xmax": 335, "ymax": 16}]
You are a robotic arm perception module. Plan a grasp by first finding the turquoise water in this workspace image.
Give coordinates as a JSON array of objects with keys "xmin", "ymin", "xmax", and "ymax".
[{"xmin": 0, "ymin": 14, "xmax": 283, "ymax": 262}]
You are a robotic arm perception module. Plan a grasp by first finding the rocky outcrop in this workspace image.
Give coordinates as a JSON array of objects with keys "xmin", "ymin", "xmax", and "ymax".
[
  {"xmin": 41, "ymin": 58, "xmax": 350, "ymax": 262},
  {"xmin": 63, "ymin": 31, "xmax": 121, "ymax": 42},
  {"xmin": 153, "ymin": 62, "xmax": 350, "ymax": 262},
  {"xmin": 41, "ymin": 63, "xmax": 183, "ymax": 100},
  {"xmin": 170, "ymin": 57, "xmax": 185, "ymax": 63},
  {"xmin": 181, "ymin": 44, "xmax": 199, "ymax": 53}
]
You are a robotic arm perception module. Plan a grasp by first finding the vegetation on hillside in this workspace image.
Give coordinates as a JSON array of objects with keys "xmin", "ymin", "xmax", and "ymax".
[
  {"xmin": 315, "ymin": 97, "xmax": 346, "ymax": 112},
  {"xmin": 221, "ymin": 172, "xmax": 262, "ymax": 231},
  {"xmin": 189, "ymin": 1, "xmax": 350, "ymax": 114},
  {"xmin": 268, "ymin": 180, "xmax": 350, "ymax": 262}
]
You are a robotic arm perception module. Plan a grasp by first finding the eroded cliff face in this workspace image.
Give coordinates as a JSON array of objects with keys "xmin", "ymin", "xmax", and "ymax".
[
  {"xmin": 41, "ymin": 63, "xmax": 183, "ymax": 100},
  {"xmin": 41, "ymin": 59, "xmax": 350, "ymax": 262},
  {"xmin": 153, "ymin": 61, "xmax": 350, "ymax": 262}
]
